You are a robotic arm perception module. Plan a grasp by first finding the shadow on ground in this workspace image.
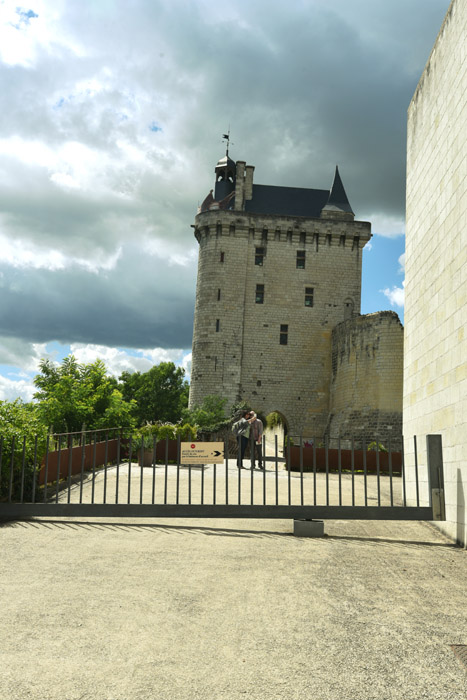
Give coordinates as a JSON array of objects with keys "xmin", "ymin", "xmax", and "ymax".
[{"xmin": 1, "ymin": 518, "xmax": 461, "ymax": 549}]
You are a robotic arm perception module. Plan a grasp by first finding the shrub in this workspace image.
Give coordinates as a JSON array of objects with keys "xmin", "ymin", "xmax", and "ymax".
[
  {"xmin": 0, "ymin": 400, "xmax": 49, "ymax": 501},
  {"xmin": 266, "ymin": 412, "xmax": 283, "ymax": 429},
  {"xmin": 131, "ymin": 422, "xmax": 197, "ymax": 451},
  {"xmin": 367, "ymin": 441, "xmax": 388, "ymax": 453},
  {"xmin": 182, "ymin": 395, "xmax": 228, "ymax": 431}
]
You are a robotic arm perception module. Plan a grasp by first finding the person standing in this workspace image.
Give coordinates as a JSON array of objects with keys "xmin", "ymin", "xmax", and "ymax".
[
  {"xmin": 249, "ymin": 411, "xmax": 264, "ymax": 469},
  {"xmin": 233, "ymin": 410, "xmax": 255, "ymax": 468}
]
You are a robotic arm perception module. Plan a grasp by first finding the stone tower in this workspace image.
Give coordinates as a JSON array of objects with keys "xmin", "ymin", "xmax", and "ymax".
[{"xmin": 189, "ymin": 152, "xmax": 374, "ymax": 437}]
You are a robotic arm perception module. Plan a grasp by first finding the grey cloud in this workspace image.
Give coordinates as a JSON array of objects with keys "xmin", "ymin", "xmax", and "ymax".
[
  {"xmin": 0, "ymin": 245, "xmax": 196, "ymax": 348},
  {"xmin": 0, "ymin": 0, "xmax": 450, "ymax": 361},
  {"xmin": 114, "ymin": 0, "xmax": 448, "ymax": 220},
  {"xmin": 1, "ymin": 0, "xmax": 450, "ymax": 234},
  {"xmin": 0, "ymin": 335, "xmax": 39, "ymax": 367},
  {"xmin": 172, "ymin": 0, "xmax": 447, "ymax": 219},
  {"xmin": 0, "ymin": 150, "xmax": 200, "ymax": 257}
]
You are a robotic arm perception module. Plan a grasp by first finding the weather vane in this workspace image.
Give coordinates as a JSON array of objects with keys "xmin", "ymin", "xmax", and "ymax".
[{"xmin": 222, "ymin": 128, "xmax": 234, "ymax": 157}]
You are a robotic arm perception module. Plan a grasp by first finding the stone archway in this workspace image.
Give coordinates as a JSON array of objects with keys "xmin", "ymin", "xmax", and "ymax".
[{"xmin": 264, "ymin": 411, "xmax": 289, "ymax": 457}]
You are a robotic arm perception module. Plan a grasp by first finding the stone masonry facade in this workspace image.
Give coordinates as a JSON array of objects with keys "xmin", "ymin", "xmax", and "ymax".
[
  {"xmin": 189, "ymin": 158, "xmax": 403, "ymax": 442},
  {"xmin": 404, "ymin": 0, "xmax": 466, "ymax": 545},
  {"xmin": 329, "ymin": 312, "xmax": 403, "ymax": 441}
]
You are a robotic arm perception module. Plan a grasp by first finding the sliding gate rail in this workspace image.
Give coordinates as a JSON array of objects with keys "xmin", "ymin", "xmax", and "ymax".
[{"xmin": 0, "ymin": 431, "xmax": 445, "ymax": 522}]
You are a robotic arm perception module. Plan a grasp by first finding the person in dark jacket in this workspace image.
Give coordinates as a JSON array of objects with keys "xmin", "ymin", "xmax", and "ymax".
[
  {"xmin": 233, "ymin": 410, "xmax": 256, "ymax": 468},
  {"xmin": 249, "ymin": 411, "xmax": 264, "ymax": 469}
]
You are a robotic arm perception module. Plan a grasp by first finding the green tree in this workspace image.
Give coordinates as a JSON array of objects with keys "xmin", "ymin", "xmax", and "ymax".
[
  {"xmin": 119, "ymin": 362, "xmax": 189, "ymax": 425},
  {"xmin": 0, "ymin": 399, "xmax": 48, "ymax": 500},
  {"xmin": 182, "ymin": 394, "xmax": 228, "ymax": 430},
  {"xmin": 34, "ymin": 356, "xmax": 136, "ymax": 433},
  {"xmin": 95, "ymin": 389, "xmax": 136, "ymax": 430}
]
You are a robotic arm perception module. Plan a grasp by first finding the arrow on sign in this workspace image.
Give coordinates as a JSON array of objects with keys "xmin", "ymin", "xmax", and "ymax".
[{"xmin": 213, "ymin": 450, "xmax": 222, "ymax": 457}]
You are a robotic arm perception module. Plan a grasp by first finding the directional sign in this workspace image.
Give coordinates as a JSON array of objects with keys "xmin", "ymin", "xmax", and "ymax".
[{"xmin": 180, "ymin": 442, "xmax": 224, "ymax": 465}]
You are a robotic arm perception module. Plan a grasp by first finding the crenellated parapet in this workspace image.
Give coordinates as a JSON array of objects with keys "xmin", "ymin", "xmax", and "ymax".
[{"xmin": 194, "ymin": 208, "xmax": 371, "ymax": 249}]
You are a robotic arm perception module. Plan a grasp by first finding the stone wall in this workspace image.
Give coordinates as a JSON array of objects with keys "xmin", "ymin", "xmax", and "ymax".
[
  {"xmin": 404, "ymin": 0, "xmax": 466, "ymax": 545},
  {"xmin": 327, "ymin": 312, "xmax": 403, "ymax": 442},
  {"xmin": 189, "ymin": 207, "xmax": 371, "ymax": 437}
]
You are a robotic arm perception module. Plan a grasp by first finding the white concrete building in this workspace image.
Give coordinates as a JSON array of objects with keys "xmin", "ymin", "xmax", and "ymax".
[{"xmin": 404, "ymin": 0, "xmax": 466, "ymax": 545}]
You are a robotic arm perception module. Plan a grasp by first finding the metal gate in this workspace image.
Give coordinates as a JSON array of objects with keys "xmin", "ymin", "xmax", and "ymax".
[{"xmin": 0, "ymin": 430, "xmax": 445, "ymax": 523}]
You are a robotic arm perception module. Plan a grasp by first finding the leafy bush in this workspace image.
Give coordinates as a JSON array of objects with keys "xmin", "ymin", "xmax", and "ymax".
[
  {"xmin": 182, "ymin": 395, "xmax": 228, "ymax": 432},
  {"xmin": 0, "ymin": 400, "xmax": 49, "ymax": 501},
  {"xmin": 131, "ymin": 422, "xmax": 197, "ymax": 451},
  {"xmin": 367, "ymin": 441, "xmax": 388, "ymax": 453},
  {"xmin": 266, "ymin": 412, "xmax": 283, "ymax": 429}
]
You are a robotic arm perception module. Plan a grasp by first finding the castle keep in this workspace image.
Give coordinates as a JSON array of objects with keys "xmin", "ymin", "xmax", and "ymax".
[{"xmin": 189, "ymin": 152, "xmax": 403, "ymax": 439}]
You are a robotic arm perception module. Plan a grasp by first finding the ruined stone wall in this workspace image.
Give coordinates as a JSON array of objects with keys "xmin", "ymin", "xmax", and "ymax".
[
  {"xmin": 327, "ymin": 312, "xmax": 403, "ymax": 442},
  {"xmin": 404, "ymin": 0, "xmax": 466, "ymax": 545},
  {"xmin": 189, "ymin": 207, "xmax": 371, "ymax": 437}
]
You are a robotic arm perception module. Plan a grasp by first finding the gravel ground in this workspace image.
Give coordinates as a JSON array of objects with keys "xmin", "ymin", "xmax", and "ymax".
[{"xmin": 1, "ymin": 463, "xmax": 466, "ymax": 700}]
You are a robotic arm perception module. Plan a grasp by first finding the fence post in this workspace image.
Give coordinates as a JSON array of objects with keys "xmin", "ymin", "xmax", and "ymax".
[{"xmin": 426, "ymin": 434, "xmax": 445, "ymax": 521}]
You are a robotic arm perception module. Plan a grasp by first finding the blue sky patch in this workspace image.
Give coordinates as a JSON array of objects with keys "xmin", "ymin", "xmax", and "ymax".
[
  {"xmin": 149, "ymin": 121, "xmax": 162, "ymax": 133},
  {"xmin": 361, "ymin": 235, "xmax": 405, "ymax": 323},
  {"xmin": 14, "ymin": 8, "xmax": 39, "ymax": 28}
]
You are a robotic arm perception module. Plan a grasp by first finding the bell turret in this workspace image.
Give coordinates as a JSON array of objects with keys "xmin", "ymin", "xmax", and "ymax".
[{"xmin": 214, "ymin": 153, "xmax": 236, "ymax": 200}]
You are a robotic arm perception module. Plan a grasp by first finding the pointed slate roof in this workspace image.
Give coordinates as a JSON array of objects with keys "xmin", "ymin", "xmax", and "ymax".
[{"xmin": 323, "ymin": 166, "xmax": 354, "ymax": 214}]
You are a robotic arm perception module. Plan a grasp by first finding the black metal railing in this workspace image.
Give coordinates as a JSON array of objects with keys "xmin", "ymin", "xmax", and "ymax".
[{"xmin": 0, "ymin": 431, "xmax": 445, "ymax": 522}]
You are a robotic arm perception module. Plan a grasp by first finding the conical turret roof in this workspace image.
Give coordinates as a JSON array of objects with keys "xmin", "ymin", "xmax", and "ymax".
[{"xmin": 323, "ymin": 166, "xmax": 354, "ymax": 214}]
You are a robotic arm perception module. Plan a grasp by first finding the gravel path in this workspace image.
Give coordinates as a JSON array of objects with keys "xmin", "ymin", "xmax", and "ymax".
[{"xmin": 1, "ymin": 466, "xmax": 466, "ymax": 700}]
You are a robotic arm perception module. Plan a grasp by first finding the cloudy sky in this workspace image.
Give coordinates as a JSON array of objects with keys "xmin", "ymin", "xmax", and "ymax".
[{"xmin": 0, "ymin": 0, "xmax": 451, "ymax": 401}]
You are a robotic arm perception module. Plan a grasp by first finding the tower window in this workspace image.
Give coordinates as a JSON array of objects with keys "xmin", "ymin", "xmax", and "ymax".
[
  {"xmin": 220, "ymin": 252, "xmax": 225, "ymax": 263},
  {"xmin": 216, "ymin": 319, "xmax": 220, "ymax": 332},
  {"xmin": 255, "ymin": 284, "xmax": 264, "ymax": 304},
  {"xmin": 296, "ymin": 251, "xmax": 306, "ymax": 269},
  {"xmin": 217, "ymin": 288, "xmax": 221, "ymax": 301},
  {"xmin": 280, "ymin": 324, "xmax": 288, "ymax": 345},
  {"xmin": 305, "ymin": 287, "xmax": 314, "ymax": 307},
  {"xmin": 255, "ymin": 247, "xmax": 265, "ymax": 266}
]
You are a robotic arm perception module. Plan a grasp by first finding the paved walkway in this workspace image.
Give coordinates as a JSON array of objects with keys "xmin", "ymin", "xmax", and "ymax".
[
  {"xmin": 43, "ymin": 458, "xmax": 408, "ymax": 508},
  {"xmin": 1, "ymin": 462, "xmax": 466, "ymax": 700}
]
